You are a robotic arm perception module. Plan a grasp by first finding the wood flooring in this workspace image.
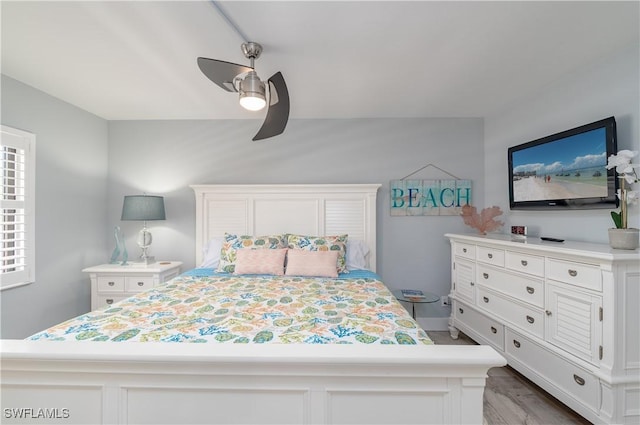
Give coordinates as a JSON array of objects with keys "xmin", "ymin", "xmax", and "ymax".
[{"xmin": 426, "ymin": 331, "xmax": 592, "ymax": 425}]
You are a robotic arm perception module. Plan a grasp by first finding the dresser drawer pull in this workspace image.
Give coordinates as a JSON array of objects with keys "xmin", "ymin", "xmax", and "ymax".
[
  {"xmin": 108, "ymin": 281, "xmax": 115, "ymax": 286},
  {"xmin": 526, "ymin": 286, "xmax": 535, "ymax": 294},
  {"xmin": 513, "ymin": 340, "xmax": 521, "ymax": 348},
  {"xmin": 490, "ymin": 326, "xmax": 497, "ymax": 334},
  {"xmin": 526, "ymin": 315, "xmax": 535, "ymax": 324},
  {"xmin": 137, "ymin": 281, "xmax": 144, "ymax": 286},
  {"xmin": 483, "ymin": 273, "xmax": 489, "ymax": 279},
  {"xmin": 462, "ymin": 248, "xmax": 467, "ymax": 253},
  {"xmin": 458, "ymin": 308, "xmax": 464, "ymax": 314},
  {"xmin": 573, "ymin": 374, "xmax": 585, "ymax": 386},
  {"xmin": 487, "ymin": 253, "xmax": 493, "ymax": 259},
  {"xmin": 106, "ymin": 299, "xmax": 114, "ymax": 305},
  {"xmin": 568, "ymin": 269, "xmax": 578, "ymax": 277},
  {"xmin": 546, "ymin": 310, "xmax": 552, "ymax": 316},
  {"xmin": 483, "ymin": 296, "xmax": 489, "ymax": 303},
  {"xmin": 521, "ymin": 260, "xmax": 528, "ymax": 266},
  {"xmin": 470, "ymin": 282, "xmax": 475, "ymax": 286}
]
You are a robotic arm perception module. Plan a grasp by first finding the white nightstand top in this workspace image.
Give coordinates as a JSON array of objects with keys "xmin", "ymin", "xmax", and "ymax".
[{"xmin": 82, "ymin": 261, "xmax": 183, "ymax": 274}]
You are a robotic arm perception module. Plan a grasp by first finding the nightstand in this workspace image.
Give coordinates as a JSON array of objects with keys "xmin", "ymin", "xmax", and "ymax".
[{"xmin": 83, "ymin": 261, "xmax": 182, "ymax": 310}]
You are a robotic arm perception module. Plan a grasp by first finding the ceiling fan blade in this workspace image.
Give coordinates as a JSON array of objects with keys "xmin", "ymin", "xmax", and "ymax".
[
  {"xmin": 253, "ymin": 72, "xmax": 290, "ymax": 141},
  {"xmin": 197, "ymin": 57, "xmax": 253, "ymax": 92}
]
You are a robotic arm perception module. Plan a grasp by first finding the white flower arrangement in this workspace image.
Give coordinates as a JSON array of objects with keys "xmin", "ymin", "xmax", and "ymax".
[{"xmin": 606, "ymin": 150, "xmax": 639, "ymax": 229}]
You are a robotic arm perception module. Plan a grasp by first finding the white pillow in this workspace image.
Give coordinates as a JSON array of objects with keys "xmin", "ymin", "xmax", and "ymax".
[
  {"xmin": 346, "ymin": 239, "xmax": 370, "ymax": 271},
  {"xmin": 200, "ymin": 237, "xmax": 224, "ymax": 268}
]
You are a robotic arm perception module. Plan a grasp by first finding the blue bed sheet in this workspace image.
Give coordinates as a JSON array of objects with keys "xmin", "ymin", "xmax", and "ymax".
[{"xmin": 181, "ymin": 268, "xmax": 381, "ymax": 280}]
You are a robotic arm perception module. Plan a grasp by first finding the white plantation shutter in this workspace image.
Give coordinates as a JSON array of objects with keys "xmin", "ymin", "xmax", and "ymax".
[{"xmin": 1, "ymin": 125, "xmax": 35, "ymax": 290}]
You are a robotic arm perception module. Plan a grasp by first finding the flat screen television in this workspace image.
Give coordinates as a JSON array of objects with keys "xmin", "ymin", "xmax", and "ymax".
[{"xmin": 508, "ymin": 117, "xmax": 618, "ymax": 210}]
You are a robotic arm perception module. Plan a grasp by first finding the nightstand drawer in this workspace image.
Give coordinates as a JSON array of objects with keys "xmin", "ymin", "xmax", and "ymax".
[
  {"xmin": 126, "ymin": 276, "xmax": 154, "ymax": 292},
  {"xmin": 96, "ymin": 276, "xmax": 125, "ymax": 292},
  {"xmin": 94, "ymin": 294, "xmax": 127, "ymax": 308}
]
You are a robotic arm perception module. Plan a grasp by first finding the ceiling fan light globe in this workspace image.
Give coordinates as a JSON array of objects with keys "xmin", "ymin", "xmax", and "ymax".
[
  {"xmin": 239, "ymin": 94, "xmax": 266, "ymax": 111},
  {"xmin": 239, "ymin": 72, "xmax": 266, "ymax": 111}
]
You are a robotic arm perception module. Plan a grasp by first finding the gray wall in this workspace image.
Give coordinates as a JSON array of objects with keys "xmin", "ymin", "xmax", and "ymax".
[
  {"xmin": 108, "ymin": 118, "xmax": 485, "ymax": 321},
  {"xmin": 484, "ymin": 47, "xmax": 640, "ymax": 242},
  {"xmin": 3, "ymin": 40, "xmax": 637, "ymax": 338},
  {"xmin": 1, "ymin": 75, "xmax": 109, "ymax": 338}
]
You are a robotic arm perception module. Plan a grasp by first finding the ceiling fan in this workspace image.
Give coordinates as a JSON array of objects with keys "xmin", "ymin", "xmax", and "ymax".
[{"xmin": 197, "ymin": 42, "xmax": 290, "ymax": 141}]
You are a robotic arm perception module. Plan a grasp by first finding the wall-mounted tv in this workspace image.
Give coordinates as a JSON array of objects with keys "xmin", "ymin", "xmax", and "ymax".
[{"xmin": 508, "ymin": 117, "xmax": 618, "ymax": 210}]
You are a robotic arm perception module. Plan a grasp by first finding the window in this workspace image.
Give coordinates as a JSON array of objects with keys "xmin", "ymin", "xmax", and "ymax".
[{"xmin": 1, "ymin": 125, "xmax": 35, "ymax": 290}]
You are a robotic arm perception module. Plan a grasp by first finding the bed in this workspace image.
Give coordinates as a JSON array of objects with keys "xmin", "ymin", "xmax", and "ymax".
[{"xmin": 1, "ymin": 184, "xmax": 505, "ymax": 425}]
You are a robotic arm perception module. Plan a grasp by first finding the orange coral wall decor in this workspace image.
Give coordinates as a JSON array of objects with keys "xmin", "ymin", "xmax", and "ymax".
[{"xmin": 460, "ymin": 205, "xmax": 504, "ymax": 234}]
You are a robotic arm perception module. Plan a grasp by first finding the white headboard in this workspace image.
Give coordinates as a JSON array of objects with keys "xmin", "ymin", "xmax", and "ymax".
[{"xmin": 191, "ymin": 184, "xmax": 381, "ymax": 271}]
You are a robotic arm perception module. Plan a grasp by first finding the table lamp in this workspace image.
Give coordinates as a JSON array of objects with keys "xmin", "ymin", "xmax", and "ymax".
[{"xmin": 121, "ymin": 195, "xmax": 166, "ymax": 264}]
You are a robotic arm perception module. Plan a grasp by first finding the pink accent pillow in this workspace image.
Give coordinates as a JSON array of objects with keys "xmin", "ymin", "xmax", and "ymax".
[
  {"xmin": 233, "ymin": 248, "xmax": 287, "ymax": 276},
  {"xmin": 285, "ymin": 250, "xmax": 339, "ymax": 278}
]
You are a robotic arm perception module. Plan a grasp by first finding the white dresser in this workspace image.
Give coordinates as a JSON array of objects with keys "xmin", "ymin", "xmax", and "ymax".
[
  {"xmin": 83, "ymin": 261, "xmax": 182, "ymax": 310},
  {"xmin": 446, "ymin": 233, "xmax": 639, "ymax": 425}
]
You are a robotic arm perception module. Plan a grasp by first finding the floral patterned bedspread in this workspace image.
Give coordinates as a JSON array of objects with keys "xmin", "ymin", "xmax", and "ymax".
[{"xmin": 29, "ymin": 273, "xmax": 432, "ymax": 345}]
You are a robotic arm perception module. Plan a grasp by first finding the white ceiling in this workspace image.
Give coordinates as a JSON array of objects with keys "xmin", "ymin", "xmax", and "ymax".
[{"xmin": 2, "ymin": 1, "xmax": 638, "ymax": 121}]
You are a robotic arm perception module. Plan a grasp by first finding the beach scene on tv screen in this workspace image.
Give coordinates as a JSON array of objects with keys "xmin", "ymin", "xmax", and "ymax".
[{"xmin": 512, "ymin": 128, "xmax": 608, "ymax": 202}]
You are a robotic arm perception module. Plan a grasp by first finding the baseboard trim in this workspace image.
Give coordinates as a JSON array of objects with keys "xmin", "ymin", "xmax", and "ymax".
[{"xmin": 417, "ymin": 317, "xmax": 449, "ymax": 331}]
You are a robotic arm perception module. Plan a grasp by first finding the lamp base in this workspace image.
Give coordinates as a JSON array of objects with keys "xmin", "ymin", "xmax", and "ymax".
[
  {"xmin": 137, "ymin": 227, "xmax": 156, "ymax": 264},
  {"xmin": 139, "ymin": 256, "xmax": 156, "ymax": 265}
]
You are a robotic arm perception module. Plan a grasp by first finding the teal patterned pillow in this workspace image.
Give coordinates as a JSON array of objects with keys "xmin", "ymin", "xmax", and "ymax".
[
  {"xmin": 217, "ymin": 233, "xmax": 285, "ymax": 273},
  {"xmin": 286, "ymin": 234, "xmax": 349, "ymax": 273}
]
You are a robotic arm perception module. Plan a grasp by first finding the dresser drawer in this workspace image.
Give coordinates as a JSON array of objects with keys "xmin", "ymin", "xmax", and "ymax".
[
  {"xmin": 126, "ymin": 276, "xmax": 154, "ymax": 292},
  {"xmin": 505, "ymin": 251, "xmax": 544, "ymax": 277},
  {"xmin": 96, "ymin": 276, "xmax": 125, "ymax": 292},
  {"xmin": 506, "ymin": 329, "xmax": 599, "ymax": 413},
  {"xmin": 454, "ymin": 301, "xmax": 504, "ymax": 351},
  {"xmin": 477, "ymin": 264, "xmax": 543, "ymax": 308},
  {"xmin": 476, "ymin": 246, "xmax": 505, "ymax": 267},
  {"xmin": 477, "ymin": 287, "xmax": 544, "ymax": 339},
  {"xmin": 455, "ymin": 243, "xmax": 476, "ymax": 260},
  {"xmin": 547, "ymin": 259, "xmax": 602, "ymax": 291}
]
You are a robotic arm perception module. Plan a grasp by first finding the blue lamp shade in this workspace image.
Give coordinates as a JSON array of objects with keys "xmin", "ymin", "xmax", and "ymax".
[
  {"xmin": 121, "ymin": 195, "xmax": 166, "ymax": 221},
  {"xmin": 121, "ymin": 195, "xmax": 165, "ymax": 265}
]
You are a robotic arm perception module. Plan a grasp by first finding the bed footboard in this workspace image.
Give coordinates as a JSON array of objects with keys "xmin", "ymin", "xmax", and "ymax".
[{"xmin": 1, "ymin": 341, "xmax": 505, "ymax": 425}]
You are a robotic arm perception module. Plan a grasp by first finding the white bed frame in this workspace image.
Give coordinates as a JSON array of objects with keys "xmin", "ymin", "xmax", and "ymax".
[{"xmin": 1, "ymin": 184, "xmax": 505, "ymax": 425}]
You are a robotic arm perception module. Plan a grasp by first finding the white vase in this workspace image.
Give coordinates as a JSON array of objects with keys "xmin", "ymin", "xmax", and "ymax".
[{"xmin": 608, "ymin": 228, "xmax": 640, "ymax": 250}]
